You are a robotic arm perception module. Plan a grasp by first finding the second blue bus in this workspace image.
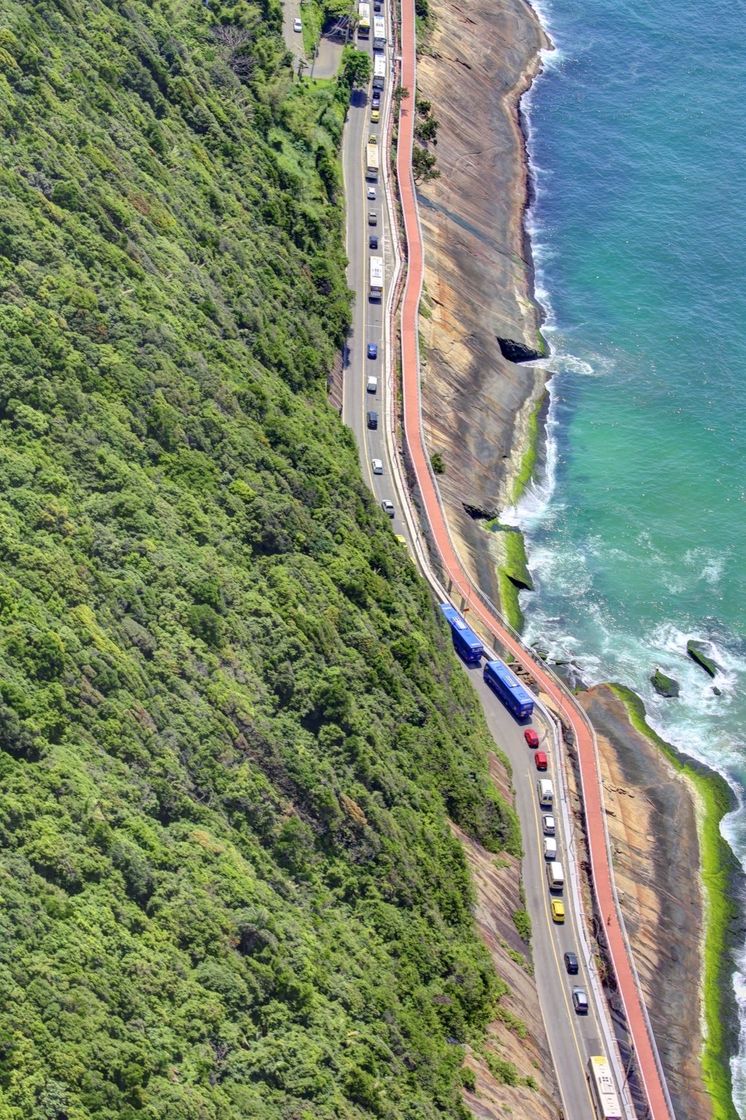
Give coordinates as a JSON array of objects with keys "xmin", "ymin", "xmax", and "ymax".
[
  {"xmin": 439, "ymin": 603, "xmax": 484, "ymax": 665},
  {"xmin": 483, "ymin": 658, "xmax": 534, "ymax": 720}
]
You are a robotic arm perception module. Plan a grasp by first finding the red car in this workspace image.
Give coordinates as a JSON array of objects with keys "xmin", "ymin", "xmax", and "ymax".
[
  {"xmin": 524, "ymin": 728, "xmax": 539, "ymax": 748},
  {"xmin": 534, "ymin": 750, "xmax": 548, "ymax": 771}
]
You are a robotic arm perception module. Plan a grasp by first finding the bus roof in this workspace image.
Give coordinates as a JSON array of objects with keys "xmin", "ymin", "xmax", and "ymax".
[
  {"xmin": 485, "ymin": 659, "xmax": 533, "ymax": 701},
  {"xmin": 439, "ymin": 603, "xmax": 483, "ymax": 650}
]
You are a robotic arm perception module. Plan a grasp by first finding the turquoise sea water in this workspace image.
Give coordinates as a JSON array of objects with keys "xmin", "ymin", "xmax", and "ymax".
[{"xmin": 511, "ymin": 0, "xmax": 746, "ymax": 1107}]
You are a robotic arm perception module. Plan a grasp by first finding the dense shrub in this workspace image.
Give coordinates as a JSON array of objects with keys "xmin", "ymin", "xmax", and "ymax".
[{"xmin": 0, "ymin": 1, "xmax": 519, "ymax": 1117}]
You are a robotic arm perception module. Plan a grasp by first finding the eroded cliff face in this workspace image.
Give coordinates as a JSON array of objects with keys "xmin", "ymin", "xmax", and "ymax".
[
  {"xmin": 578, "ymin": 685, "xmax": 712, "ymax": 1120},
  {"xmin": 416, "ymin": 0, "xmax": 548, "ymax": 606}
]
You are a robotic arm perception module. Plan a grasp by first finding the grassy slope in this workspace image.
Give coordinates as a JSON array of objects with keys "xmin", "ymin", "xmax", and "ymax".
[
  {"xmin": 611, "ymin": 685, "xmax": 740, "ymax": 1120},
  {"xmin": 495, "ymin": 392, "xmax": 544, "ymax": 632},
  {"xmin": 0, "ymin": 1, "xmax": 520, "ymax": 1117}
]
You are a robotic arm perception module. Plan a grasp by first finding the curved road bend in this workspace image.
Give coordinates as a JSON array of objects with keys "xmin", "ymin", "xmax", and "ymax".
[
  {"xmin": 394, "ymin": 3, "xmax": 674, "ymax": 1120},
  {"xmin": 338, "ymin": 15, "xmax": 626, "ymax": 1120}
]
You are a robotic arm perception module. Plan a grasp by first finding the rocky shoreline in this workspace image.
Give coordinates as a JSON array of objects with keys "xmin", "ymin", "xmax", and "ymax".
[
  {"xmin": 415, "ymin": 0, "xmax": 732, "ymax": 1112},
  {"xmin": 415, "ymin": 0, "xmax": 548, "ymax": 614}
]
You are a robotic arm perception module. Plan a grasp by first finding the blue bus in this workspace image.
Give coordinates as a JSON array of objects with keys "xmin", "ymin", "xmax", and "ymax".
[
  {"xmin": 483, "ymin": 658, "xmax": 534, "ymax": 720},
  {"xmin": 439, "ymin": 603, "xmax": 484, "ymax": 665}
]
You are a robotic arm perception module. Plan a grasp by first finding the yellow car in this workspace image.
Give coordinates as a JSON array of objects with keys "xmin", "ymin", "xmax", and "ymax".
[
  {"xmin": 551, "ymin": 898, "xmax": 565, "ymax": 924},
  {"xmin": 371, "ymin": 108, "xmax": 380, "ymax": 123}
]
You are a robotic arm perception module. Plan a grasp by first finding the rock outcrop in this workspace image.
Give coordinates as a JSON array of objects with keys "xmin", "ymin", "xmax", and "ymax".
[
  {"xmin": 651, "ymin": 667, "xmax": 680, "ymax": 698},
  {"xmin": 577, "ymin": 685, "xmax": 713, "ymax": 1120},
  {"xmin": 687, "ymin": 640, "xmax": 720, "ymax": 678},
  {"xmin": 417, "ymin": 0, "xmax": 548, "ymax": 608}
]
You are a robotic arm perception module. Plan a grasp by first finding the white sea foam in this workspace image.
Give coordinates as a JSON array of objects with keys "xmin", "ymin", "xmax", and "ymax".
[{"xmin": 519, "ymin": 0, "xmax": 746, "ymax": 1108}]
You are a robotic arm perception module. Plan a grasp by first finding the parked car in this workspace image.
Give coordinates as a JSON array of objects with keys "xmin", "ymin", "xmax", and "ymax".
[
  {"xmin": 367, "ymin": 186, "xmax": 376, "ymax": 200},
  {"xmin": 551, "ymin": 899, "xmax": 565, "ymax": 924},
  {"xmin": 372, "ymin": 92, "xmax": 381, "ymax": 108},
  {"xmin": 367, "ymin": 410, "xmax": 378, "ymax": 429},
  {"xmin": 368, "ymin": 211, "xmax": 377, "ymax": 226},
  {"xmin": 524, "ymin": 728, "xmax": 539, "ymax": 748},
  {"xmin": 293, "ymin": 17, "xmax": 302, "ymax": 31},
  {"xmin": 534, "ymin": 750, "xmax": 548, "ymax": 771},
  {"xmin": 367, "ymin": 342, "xmax": 378, "ymax": 359},
  {"xmin": 564, "ymin": 951, "xmax": 579, "ymax": 975},
  {"xmin": 366, "ymin": 375, "xmax": 378, "ymax": 393},
  {"xmin": 572, "ymin": 987, "xmax": 589, "ymax": 1015},
  {"xmin": 381, "ymin": 500, "xmax": 395, "ymax": 518},
  {"xmin": 371, "ymin": 458, "xmax": 383, "ymax": 475},
  {"xmin": 369, "ymin": 235, "xmax": 379, "ymax": 250},
  {"xmin": 543, "ymin": 836, "xmax": 557, "ymax": 860},
  {"xmin": 371, "ymin": 108, "xmax": 380, "ymax": 123},
  {"xmin": 542, "ymin": 814, "xmax": 556, "ymax": 836}
]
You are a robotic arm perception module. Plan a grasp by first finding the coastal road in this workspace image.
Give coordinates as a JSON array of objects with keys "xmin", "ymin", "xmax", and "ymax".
[
  {"xmin": 282, "ymin": 0, "xmax": 305, "ymax": 70},
  {"xmin": 337, "ymin": 13, "xmax": 624, "ymax": 1120},
  {"xmin": 341, "ymin": 21, "xmax": 406, "ymax": 536},
  {"xmin": 392, "ymin": 0, "xmax": 675, "ymax": 1117}
]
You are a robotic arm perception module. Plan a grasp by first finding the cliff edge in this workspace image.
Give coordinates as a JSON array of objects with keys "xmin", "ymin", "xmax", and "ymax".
[{"xmin": 416, "ymin": 0, "xmax": 548, "ymax": 608}]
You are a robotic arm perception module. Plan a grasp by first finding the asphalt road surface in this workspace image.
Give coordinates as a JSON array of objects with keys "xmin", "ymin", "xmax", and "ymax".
[{"xmin": 337, "ymin": 10, "xmax": 632, "ymax": 1120}]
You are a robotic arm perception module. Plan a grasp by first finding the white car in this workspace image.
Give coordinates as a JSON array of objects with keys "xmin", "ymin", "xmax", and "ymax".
[
  {"xmin": 366, "ymin": 375, "xmax": 378, "ymax": 393},
  {"xmin": 542, "ymin": 814, "xmax": 556, "ymax": 836},
  {"xmin": 293, "ymin": 17, "xmax": 302, "ymax": 31},
  {"xmin": 367, "ymin": 186, "xmax": 376, "ymax": 200},
  {"xmin": 371, "ymin": 458, "xmax": 383, "ymax": 475}
]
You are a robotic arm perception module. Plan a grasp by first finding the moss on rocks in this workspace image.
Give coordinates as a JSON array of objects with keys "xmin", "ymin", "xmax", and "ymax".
[
  {"xmin": 651, "ymin": 668, "xmax": 680, "ymax": 698},
  {"xmin": 687, "ymin": 640, "xmax": 720, "ymax": 678}
]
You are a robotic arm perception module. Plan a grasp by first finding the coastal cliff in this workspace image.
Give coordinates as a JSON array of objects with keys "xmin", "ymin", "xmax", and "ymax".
[
  {"xmin": 577, "ymin": 684, "xmax": 736, "ymax": 1120},
  {"xmin": 416, "ymin": 0, "xmax": 548, "ymax": 611}
]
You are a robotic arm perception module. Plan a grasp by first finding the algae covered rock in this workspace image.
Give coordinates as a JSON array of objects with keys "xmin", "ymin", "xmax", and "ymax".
[
  {"xmin": 687, "ymin": 640, "xmax": 720, "ymax": 678},
  {"xmin": 651, "ymin": 668, "xmax": 680, "ymax": 698}
]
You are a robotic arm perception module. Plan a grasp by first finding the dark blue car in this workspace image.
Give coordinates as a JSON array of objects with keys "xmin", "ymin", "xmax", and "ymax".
[{"xmin": 367, "ymin": 343, "xmax": 378, "ymax": 360}]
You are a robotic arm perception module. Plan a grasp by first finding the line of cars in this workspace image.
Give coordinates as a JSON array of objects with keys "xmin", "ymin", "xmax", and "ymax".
[
  {"xmin": 530, "ymin": 733, "xmax": 589, "ymax": 1015},
  {"xmin": 359, "ymin": 40, "xmax": 396, "ymax": 520}
]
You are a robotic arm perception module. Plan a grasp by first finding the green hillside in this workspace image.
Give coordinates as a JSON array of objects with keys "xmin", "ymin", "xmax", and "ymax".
[{"xmin": 0, "ymin": 1, "xmax": 519, "ymax": 1117}]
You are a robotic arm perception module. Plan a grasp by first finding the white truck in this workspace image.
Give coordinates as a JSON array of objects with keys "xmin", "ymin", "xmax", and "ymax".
[
  {"xmin": 546, "ymin": 861, "xmax": 564, "ymax": 892},
  {"xmin": 369, "ymin": 255, "xmax": 384, "ymax": 300}
]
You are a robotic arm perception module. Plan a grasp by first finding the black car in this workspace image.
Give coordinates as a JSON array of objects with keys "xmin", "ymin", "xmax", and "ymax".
[
  {"xmin": 367, "ymin": 410, "xmax": 378, "ymax": 430},
  {"xmin": 369, "ymin": 235, "xmax": 379, "ymax": 250},
  {"xmin": 563, "ymin": 951, "xmax": 579, "ymax": 975}
]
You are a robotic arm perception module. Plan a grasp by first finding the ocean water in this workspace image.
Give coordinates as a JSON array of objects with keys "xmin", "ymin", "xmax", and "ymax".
[{"xmin": 509, "ymin": 0, "xmax": 746, "ymax": 1109}]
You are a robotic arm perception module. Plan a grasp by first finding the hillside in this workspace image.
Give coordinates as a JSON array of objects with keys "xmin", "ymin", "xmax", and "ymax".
[{"xmin": 0, "ymin": 1, "xmax": 521, "ymax": 1117}]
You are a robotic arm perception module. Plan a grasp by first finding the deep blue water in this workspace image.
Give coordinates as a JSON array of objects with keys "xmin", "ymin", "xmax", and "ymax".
[{"xmin": 511, "ymin": 0, "xmax": 746, "ymax": 1107}]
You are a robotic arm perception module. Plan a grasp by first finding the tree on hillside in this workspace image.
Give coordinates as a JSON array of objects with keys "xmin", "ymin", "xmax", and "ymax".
[
  {"xmin": 413, "ymin": 146, "xmax": 440, "ymax": 182},
  {"xmin": 340, "ymin": 46, "xmax": 371, "ymax": 88}
]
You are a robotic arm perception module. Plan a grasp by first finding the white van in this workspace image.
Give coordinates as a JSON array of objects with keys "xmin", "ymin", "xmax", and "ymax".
[
  {"xmin": 366, "ymin": 375, "xmax": 378, "ymax": 394},
  {"xmin": 546, "ymin": 861, "xmax": 564, "ymax": 892},
  {"xmin": 543, "ymin": 837, "xmax": 557, "ymax": 861},
  {"xmin": 537, "ymin": 779, "xmax": 554, "ymax": 809}
]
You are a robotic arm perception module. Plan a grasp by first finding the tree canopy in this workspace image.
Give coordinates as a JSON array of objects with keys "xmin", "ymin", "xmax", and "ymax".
[{"xmin": 0, "ymin": 1, "xmax": 518, "ymax": 1117}]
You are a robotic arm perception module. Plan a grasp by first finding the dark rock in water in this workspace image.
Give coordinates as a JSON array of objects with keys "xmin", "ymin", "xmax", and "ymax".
[
  {"xmin": 712, "ymin": 686, "xmax": 722, "ymax": 697},
  {"xmin": 651, "ymin": 668, "xmax": 680, "ymax": 698},
  {"xmin": 686, "ymin": 640, "xmax": 720, "ymax": 679},
  {"xmin": 462, "ymin": 502, "xmax": 497, "ymax": 521},
  {"xmin": 532, "ymin": 645, "xmax": 549, "ymax": 661},
  {"xmin": 496, "ymin": 336, "xmax": 544, "ymax": 363}
]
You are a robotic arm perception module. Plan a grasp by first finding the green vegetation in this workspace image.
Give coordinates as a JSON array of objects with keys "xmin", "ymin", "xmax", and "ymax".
[
  {"xmin": 492, "ymin": 391, "xmax": 545, "ymax": 631},
  {"xmin": 341, "ymin": 45, "xmax": 372, "ymax": 89},
  {"xmin": 496, "ymin": 532, "xmax": 532, "ymax": 633},
  {"xmin": 495, "ymin": 1006, "xmax": 528, "ymax": 1040},
  {"xmin": 611, "ymin": 686, "xmax": 740, "ymax": 1120},
  {"xmin": 0, "ymin": 1, "xmax": 521, "ymax": 1117},
  {"xmin": 430, "ymin": 452, "xmax": 445, "ymax": 475},
  {"xmin": 511, "ymin": 908, "xmax": 532, "ymax": 944}
]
